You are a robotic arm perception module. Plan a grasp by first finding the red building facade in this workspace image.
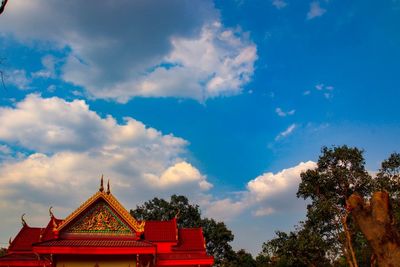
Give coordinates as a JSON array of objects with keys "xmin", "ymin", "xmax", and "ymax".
[{"xmin": 0, "ymin": 179, "xmax": 214, "ymax": 267}]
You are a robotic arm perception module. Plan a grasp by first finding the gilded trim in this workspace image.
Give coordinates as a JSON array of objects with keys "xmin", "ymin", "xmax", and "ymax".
[{"xmin": 57, "ymin": 191, "xmax": 145, "ymax": 233}]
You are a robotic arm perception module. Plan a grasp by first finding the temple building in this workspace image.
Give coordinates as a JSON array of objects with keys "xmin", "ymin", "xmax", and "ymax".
[{"xmin": 0, "ymin": 178, "xmax": 214, "ymax": 267}]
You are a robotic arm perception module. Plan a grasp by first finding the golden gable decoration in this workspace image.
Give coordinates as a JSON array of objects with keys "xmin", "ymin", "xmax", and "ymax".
[{"xmin": 57, "ymin": 176, "xmax": 145, "ymax": 234}]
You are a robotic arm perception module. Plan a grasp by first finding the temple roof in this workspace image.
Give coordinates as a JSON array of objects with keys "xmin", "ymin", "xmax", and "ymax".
[
  {"xmin": 144, "ymin": 219, "xmax": 178, "ymax": 242},
  {"xmin": 8, "ymin": 225, "xmax": 43, "ymax": 252},
  {"xmin": 34, "ymin": 239, "xmax": 153, "ymax": 247},
  {"xmin": 0, "ymin": 178, "xmax": 213, "ymax": 266},
  {"xmin": 174, "ymin": 228, "xmax": 206, "ymax": 251}
]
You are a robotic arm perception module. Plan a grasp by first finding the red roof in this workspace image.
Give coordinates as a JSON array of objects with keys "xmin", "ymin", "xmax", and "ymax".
[
  {"xmin": 34, "ymin": 239, "xmax": 153, "ymax": 247},
  {"xmin": 144, "ymin": 219, "xmax": 177, "ymax": 242},
  {"xmin": 41, "ymin": 217, "xmax": 63, "ymax": 241},
  {"xmin": 0, "ymin": 253, "xmax": 51, "ymax": 266},
  {"xmin": 8, "ymin": 225, "xmax": 43, "ymax": 252},
  {"xmin": 158, "ymin": 253, "xmax": 213, "ymax": 260},
  {"xmin": 174, "ymin": 228, "xmax": 206, "ymax": 251},
  {"xmin": 0, "ymin": 253, "xmax": 41, "ymax": 261}
]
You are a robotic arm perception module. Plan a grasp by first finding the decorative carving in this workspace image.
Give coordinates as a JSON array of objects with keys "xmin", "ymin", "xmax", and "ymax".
[
  {"xmin": 57, "ymin": 184, "xmax": 145, "ymax": 233},
  {"xmin": 67, "ymin": 201, "xmax": 132, "ymax": 234}
]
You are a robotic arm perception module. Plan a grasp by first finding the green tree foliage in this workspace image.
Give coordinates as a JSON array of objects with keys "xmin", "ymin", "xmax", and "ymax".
[
  {"xmin": 131, "ymin": 195, "xmax": 202, "ymax": 227},
  {"xmin": 131, "ymin": 194, "xmax": 235, "ymax": 266},
  {"xmin": 375, "ymin": 152, "xmax": 400, "ymax": 229},
  {"xmin": 224, "ymin": 249, "xmax": 257, "ymax": 267},
  {"xmin": 0, "ymin": 248, "xmax": 5, "ymax": 257},
  {"xmin": 375, "ymin": 152, "xmax": 400, "ymax": 193},
  {"xmin": 263, "ymin": 145, "xmax": 377, "ymax": 266},
  {"xmin": 297, "ymin": 145, "xmax": 372, "ymax": 266},
  {"xmin": 261, "ymin": 224, "xmax": 331, "ymax": 267}
]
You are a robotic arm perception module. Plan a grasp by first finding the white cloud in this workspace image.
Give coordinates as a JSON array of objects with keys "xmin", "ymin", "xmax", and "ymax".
[
  {"xmin": 0, "ymin": 95, "xmax": 213, "ymax": 241},
  {"xmin": 253, "ymin": 207, "xmax": 275, "ymax": 216},
  {"xmin": 307, "ymin": 1, "xmax": 327, "ymax": 20},
  {"xmin": 315, "ymin": 83, "xmax": 324, "ymax": 90},
  {"xmin": 0, "ymin": 1, "xmax": 257, "ymax": 102},
  {"xmin": 0, "ymin": 145, "xmax": 11, "ymax": 155},
  {"xmin": 204, "ymin": 161, "xmax": 316, "ymax": 221},
  {"xmin": 314, "ymin": 83, "xmax": 334, "ymax": 99},
  {"xmin": 204, "ymin": 198, "xmax": 247, "ymax": 221},
  {"xmin": 275, "ymin": 123, "xmax": 296, "ymax": 141},
  {"xmin": 6, "ymin": 69, "xmax": 31, "ymax": 90},
  {"xmin": 272, "ymin": 0, "xmax": 287, "ymax": 9},
  {"xmin": 32, "ymin": 55, "xmax": 57, "ymax": 79},
  {"xmin": 144, "ymin": 161, "xmax": 212, "ymax": 190},
  {"xmin": 275, "ymin": 107, "xmax": 295, "ymax": 117}
]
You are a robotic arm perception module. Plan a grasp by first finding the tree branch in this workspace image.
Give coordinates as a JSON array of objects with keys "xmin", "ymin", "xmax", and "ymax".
[{"xmin": 0, "ymin": 0, "xmax": 9, "ymax": 15}]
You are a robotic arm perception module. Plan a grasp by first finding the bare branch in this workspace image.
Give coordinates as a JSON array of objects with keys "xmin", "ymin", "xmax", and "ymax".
[{"xmin": 0, "ymin": 0, "xmax": 9, "ymax": 15}]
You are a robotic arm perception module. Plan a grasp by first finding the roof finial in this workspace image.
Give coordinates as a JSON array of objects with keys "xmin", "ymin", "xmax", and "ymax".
[
  {"xmin": 9, "ymin": 237, "xmax": 12, "ymax": 246},
  {"xmin": 49, "ymin": 206, "xmax": 54, "ymax": 218},
  {"xmin": 107, "ymin": 179, "xmax": 111, "ymax": 194},
  {"xmin": 99, "ymin": 174, "xmax": 104, "ymax": 192},
  {"xmin": 21, "ymin": 213, "xmax": 27, "ymax": 227}
]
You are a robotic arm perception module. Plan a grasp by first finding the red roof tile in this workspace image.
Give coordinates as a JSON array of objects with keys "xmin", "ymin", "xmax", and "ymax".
[
  {"xmin": 34, "ymin": 239, "xmax": 153, "ymax": 247},
  {"xmin": 41, "ymin": 217, "xmax": 63, "ymax": 241},
  {"xmin": 8, "ymin": 225, "xmax": 43, "ymax": 252},
  {"xmin": 0, "ymin": 253, "xmax": 40, "ymax": 261},
  {"xmin": 174, "ymin": 228, "xmax": 206, "ymax": 251},
  {"xmin": 158, "ymin": 253, "xmax": 213, "ymax": 260},
  {"xmin": 0, "ymin": 252, "xmax": 51, "ymax": 266},
  {"xmin": 144, "ymin": 219, "xmax": 177, "ymax": 242}
]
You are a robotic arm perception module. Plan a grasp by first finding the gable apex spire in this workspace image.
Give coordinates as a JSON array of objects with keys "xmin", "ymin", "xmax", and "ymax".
[
  {"xmin": 99, "ymin": 174, "xmax": 104, "ymax": 192},
  {"xmin": 107, "ymin": 179, "xmax": 111, "ymax": 194}
]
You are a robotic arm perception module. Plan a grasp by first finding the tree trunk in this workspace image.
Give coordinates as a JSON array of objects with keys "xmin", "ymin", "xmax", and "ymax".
[{"xmin": 347, "ymin": 191, "xmax": 400, "ymax": 267}]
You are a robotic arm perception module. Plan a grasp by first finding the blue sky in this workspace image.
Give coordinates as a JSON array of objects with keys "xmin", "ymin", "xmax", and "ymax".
[{"xmin": 0, "ymin": 0, "xmax": 399, "ymax": 254}]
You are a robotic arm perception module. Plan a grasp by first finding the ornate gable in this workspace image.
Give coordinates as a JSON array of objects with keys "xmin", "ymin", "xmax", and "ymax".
[
  {"xmin": 56, "ymin": 177, "xmax": 145, "ymax": 235},
  {"xmin": 66, "ymin": 200, "xmax": 133, "ymax": 235}
]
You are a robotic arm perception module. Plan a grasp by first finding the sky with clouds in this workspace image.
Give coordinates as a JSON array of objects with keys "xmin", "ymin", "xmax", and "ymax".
[{"xmin": 0, "ymin": 0, "xmax": 399, "ymax": 255}]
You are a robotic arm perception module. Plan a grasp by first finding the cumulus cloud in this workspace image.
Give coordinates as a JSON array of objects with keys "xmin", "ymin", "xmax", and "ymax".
[
  {"xmin": 275, "ymin": 123, "xmax": 296, "ymax": 141},
  {"xmin": 307, "ymin": 1, "xmax": 326, "ymax": 20},
  {"xmin": 204, "ymin": 161, "xmax": 316, "ymax": 221},
  {"xmin": 144, "ymin": 161, "xmax": 212, "ymax": 190},
  {"xmin": 0, "ymin": 1, "xmax": 257, "ymax": 102},
  {"xmin": 0, "ymin": 95, "xmax": 212, "ymax": 240}
]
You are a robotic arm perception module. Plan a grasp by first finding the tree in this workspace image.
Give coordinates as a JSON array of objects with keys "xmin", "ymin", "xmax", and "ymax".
[
  {"xmin": 255, "ymin": 253, "xmax": 272, "ymax": 267},
  {"xmin": 261, "ymin": 224, "xmax": 331, "ymax": 267},
  {"xmin": 375, "ymin": 152, "xmax": 400, "ymax": 228},
  {"xmin": 131, "ymin": 195, "xmax": 202, "ymax": 227},
  {"xmin": 131, "ymin": 195, "xmax": 235, "ymax": 266},
  {"xmin": 297, "ymin": 145, "xmax": 373, "ymax": 267},
  {"xmin": 347, "ymin": 191, "xmax": 400, "ymax": 266},
  {"xmin": 0, "ymin": 58, "xmax": 6, "ymax": 90},
  {"xmin": 0, "ymin": 248, "xmax": 6, "ymax": 257},
  {"xmin": 224, "ymin": 249, "xmax": 256, "ymax": 267},
  {"xmin": 0, "ymin": 0, "xmax": 8, "ymax": 15},
  {"xmin": 375, "ymin": 152, "xmax": 400, "ymax": 194}
]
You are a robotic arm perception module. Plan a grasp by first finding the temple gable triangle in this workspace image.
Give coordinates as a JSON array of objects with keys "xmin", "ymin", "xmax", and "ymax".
[{"xmin": 65, "ymin": 200, "xmax": 133, "ymax": 235}]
